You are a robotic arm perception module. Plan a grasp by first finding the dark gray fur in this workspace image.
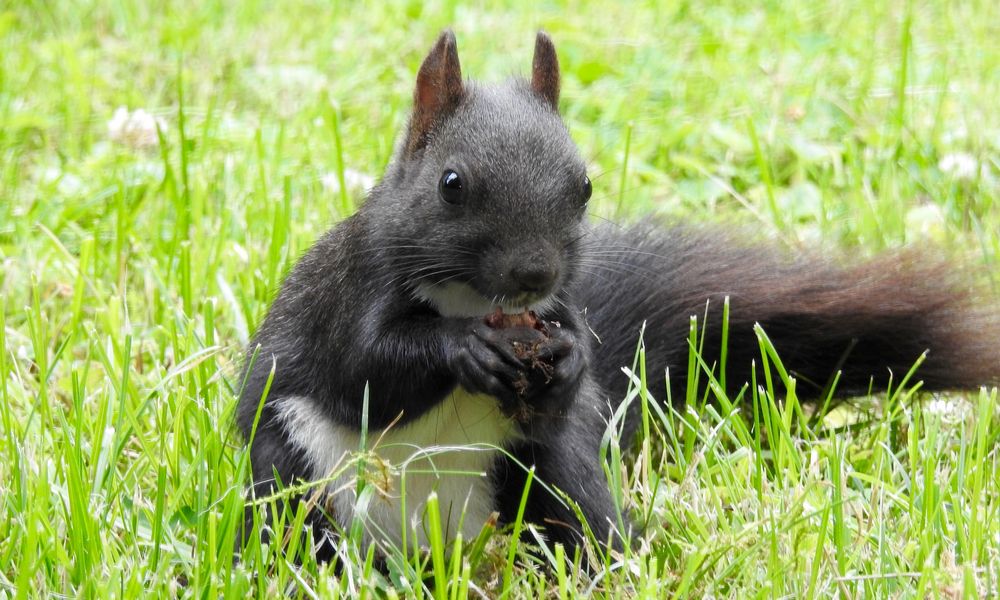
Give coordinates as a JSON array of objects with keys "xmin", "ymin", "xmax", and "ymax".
[{"xmin": 237, "ymin": 31, "xmax": 1000, "ymax": 562}]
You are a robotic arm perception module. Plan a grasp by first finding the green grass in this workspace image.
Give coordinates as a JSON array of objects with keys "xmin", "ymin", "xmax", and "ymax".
[{"xmin": 2, "ymin": 0, "xmax": 1000, "ymax": 597}]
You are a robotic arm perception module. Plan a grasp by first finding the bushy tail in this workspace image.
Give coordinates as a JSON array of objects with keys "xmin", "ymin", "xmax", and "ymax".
[{"xmin": 576, "ymin": 224, "xmax": 1000, "ymax": 416}]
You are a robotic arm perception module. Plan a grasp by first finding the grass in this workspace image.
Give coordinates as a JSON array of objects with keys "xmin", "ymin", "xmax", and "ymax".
[{"xmin": 2, "ymin": 0, "xmax": 1000, "ymax": 597}]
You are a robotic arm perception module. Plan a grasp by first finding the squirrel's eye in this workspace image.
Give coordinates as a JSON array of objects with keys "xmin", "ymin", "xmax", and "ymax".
[
  {"xmin": 582, "ymin": 175, "xmax": 593, "ymax": 203},
  {"xmin": 439, "ymin": 169, "xmax": 464, "ymax": 204}
]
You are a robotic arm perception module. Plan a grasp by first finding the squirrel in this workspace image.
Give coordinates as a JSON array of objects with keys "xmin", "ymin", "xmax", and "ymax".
[{"xmin": 237, "ymin": 31, "xmax": 1000, "ymax": 562}]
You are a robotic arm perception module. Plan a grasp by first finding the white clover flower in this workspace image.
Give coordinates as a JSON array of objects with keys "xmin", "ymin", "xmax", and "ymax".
[
  {"xmin": 938, "ymin": 152, "xmax": 979, "ymax": 180},
  {"xmin": 904, "ymin": 203, "xmax": 946, "ymax": 238},
  {"xmin": 924, "ymin": 396, "xmax": 973, "ymax": 424},
  {"xmin": 108, "ymin": 106, "xmax": 166, "ymax": 149},
  {"xmin": 321, "ymin": 168, "xmax": 375, "ymax": 194}
]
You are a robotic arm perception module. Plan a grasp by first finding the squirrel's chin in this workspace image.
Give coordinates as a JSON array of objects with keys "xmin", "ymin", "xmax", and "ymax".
[{"xmin": 413, "ymin": 281, "xmax": 557, "ymax": 318}]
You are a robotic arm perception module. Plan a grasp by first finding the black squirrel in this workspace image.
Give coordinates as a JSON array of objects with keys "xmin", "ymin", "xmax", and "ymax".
[{"xmin": 237, "ymin": 31, "xmax": 1000, "ymax": 561}]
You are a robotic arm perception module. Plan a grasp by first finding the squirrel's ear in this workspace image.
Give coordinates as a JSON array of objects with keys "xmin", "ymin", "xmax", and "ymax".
[
  {"xmin": 407, "ymin": 30, "xmax": 464, "ymax": 154},
  {"xmin": 531, "ymin": 31, "xmax": 560, "ymax": 110}
]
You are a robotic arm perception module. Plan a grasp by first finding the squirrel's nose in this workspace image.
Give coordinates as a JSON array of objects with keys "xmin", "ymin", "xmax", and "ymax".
[{"xmin": 510, "ymin": 264, "xmax": 558, "ymax": 294}]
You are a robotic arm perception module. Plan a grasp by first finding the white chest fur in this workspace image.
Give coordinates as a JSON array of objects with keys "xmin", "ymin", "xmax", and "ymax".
[
  {"xmin": 413, "ymin": 281, "xmax": 558, "ymax": 318},
  {"xmin": 273, "ymin": 390, "xmax": 518, "ymax": 551}
]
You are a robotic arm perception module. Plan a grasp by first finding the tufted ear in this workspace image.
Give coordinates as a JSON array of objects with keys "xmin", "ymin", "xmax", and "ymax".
[
  {"xmin": 531, "ymin": 31, "xmax": 560, "ymax": 110},
  {"xmin": 406, "ymin": 30, "xmax": 464, "ymax": 154}
]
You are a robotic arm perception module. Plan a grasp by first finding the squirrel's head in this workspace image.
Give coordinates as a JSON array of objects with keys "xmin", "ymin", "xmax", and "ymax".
[{"xmin": 371, "ymin": 31, "xmax": 591, "ymax": 318}]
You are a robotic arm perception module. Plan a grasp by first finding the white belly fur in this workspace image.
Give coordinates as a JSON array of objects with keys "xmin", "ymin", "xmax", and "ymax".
[{"xmin": 273, "ymin": 389, "xmax": 518, "ymax": 550}]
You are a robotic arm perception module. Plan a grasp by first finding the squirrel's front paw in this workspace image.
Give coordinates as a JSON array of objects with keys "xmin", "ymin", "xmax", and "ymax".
[
  {"xmin": 522, "ymin": 326, "xmax": 588, "ymax": 406},
  {"xmin": 443, "ymin": 319, "xmax": 544, "ymax": 403}
]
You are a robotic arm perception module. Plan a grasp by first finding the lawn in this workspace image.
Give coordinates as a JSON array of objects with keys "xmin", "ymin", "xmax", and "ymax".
[{"xmin": 2, "ymin": 0, "xmax": 999, "ymax": 597}]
